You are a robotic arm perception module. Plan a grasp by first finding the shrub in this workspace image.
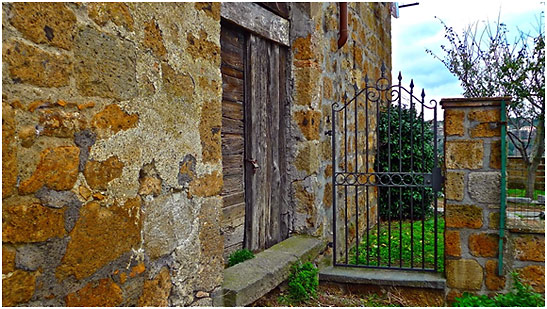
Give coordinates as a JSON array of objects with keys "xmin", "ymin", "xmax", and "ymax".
[
  {"xmin": 453, "ymin": 273, "xmax": 545, "ymax": 307},
  {"xmin": 286, "ymin": 261, "xmax": 319, "ymax": 303},
  {"xmin": 378, "ymin": 104, "xmax": 436, "ymax": 220},
  {"xmin": 227, "ymin": 249, "xmax": 254, "ymax": 267}
]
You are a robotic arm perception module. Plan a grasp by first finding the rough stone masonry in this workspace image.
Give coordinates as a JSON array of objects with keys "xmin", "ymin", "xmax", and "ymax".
[
  {"xmin": 442, "ymin": 97, "xmax": 545, "ymax": 304},
  {"xmin": 2, "ymin": 2, "xmax": 392, "ymax": 306}
]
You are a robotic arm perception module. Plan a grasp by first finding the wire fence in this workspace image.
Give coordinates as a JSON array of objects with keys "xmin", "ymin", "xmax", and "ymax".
[{"xmin": 506, "ymin": 156, "xmax": 545, "ymax": 231}]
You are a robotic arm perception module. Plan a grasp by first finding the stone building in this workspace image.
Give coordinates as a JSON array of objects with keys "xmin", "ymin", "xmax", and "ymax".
[{"xmin": 2, "ymin": 2, "xmax": 391, "ymax": 306}]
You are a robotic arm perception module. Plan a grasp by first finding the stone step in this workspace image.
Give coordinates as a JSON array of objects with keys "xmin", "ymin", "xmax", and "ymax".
[
  {"xmin": 212, "ymin": 235, "xmax": 326, "ymax": 307},
  {"xmin": 319, "ymin": 266, "xmax": 446, "ymax": 290}
]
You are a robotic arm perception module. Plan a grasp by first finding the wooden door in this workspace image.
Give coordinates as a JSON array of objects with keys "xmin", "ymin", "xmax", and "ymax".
[
  {"xmin": 220, "ymin": 23, "xmax": 289, "ymax": 254},
  {"xmin": 244, "ymin": 34, "xmax": 289, "ymax": 250}
]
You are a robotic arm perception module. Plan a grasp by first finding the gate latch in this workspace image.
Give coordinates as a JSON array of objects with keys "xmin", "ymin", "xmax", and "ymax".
[{"xmin": 432, "ymin": 167, "xmax": 443, "ymax": 192}]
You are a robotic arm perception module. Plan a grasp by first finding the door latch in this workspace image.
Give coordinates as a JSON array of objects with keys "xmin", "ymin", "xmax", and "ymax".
[{"xmin": 246, "ymin": 158, "xmax": 259, "ymax": 172}]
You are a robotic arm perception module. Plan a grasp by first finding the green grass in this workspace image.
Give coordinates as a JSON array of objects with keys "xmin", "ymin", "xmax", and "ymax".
[
  {"xmin": 349, "ymin": 217, "xmax": 444, "ymax": 272},
  {"xmin": 507, "ymin": 188, "xmax": 545, "ymax": 200}
]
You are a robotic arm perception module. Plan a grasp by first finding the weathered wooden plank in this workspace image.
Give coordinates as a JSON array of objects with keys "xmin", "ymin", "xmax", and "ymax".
[
  {"xmin": 278, "ymin": 46, "xmax": 290, "ymax": 240},
  {"xmin": 267, "ymin": 42, "xmax": 281, "ymax": 248},
  {"xmin": 223, "ymin": 166, "xmax": 243, "ymax": 178},
  {"xmin": 222, "ymin": 117, "xmax": 244, "ymax": 135},
  {"xmin": 257, "ymin": 36, "xmax": 269, "ymax": 250},
  {"xmin": 221, "ymin": 134, "xmax": 244, "ymax": 155},
  {"xmin": 221, "ymin": 65, "xmax": 244, "ymax": 79},
  {"xmin": 222, "ymin": 74, "xmax": 244, "ymax": 102},
  {"xmin": 222, "ymin": 100, "xmax": 244, "ymax": 120},
  {"xmin": 243, "ymin": 34, "xmax": 253, "ymax": 250},
  {"xmin": 258, "ymin": 2, "xmax": 290, "ymax": 19},
  {"xmin": 223, "ymin": 173, "xmax": 244, "ymax": 195},
  {"xmin": 222, "ymin": 202, "xmax": 246, "ymax": 227},
  {"xmin": 223, "ymin": 223, "xmax": 245, "ymax": 249},
  {"xmin": 223, "ymin": 154, "xmax": 243, "ymax": 169},
  {"xmin": 220, "ymin": 25, "xmax": 245, "ymax": 52},
  {"xmin": 221, "ymin": 2, "xmax": 289, "ymax": 47},
  {"xmin": 222, "ymin": 191, "xmax": 245, "ymax": 207},
  {"xmin": 221, "ymin": 48, "xmax": 244, "ymax": 71}
]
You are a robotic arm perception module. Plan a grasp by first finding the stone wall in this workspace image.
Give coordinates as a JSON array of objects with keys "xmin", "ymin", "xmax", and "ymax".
[
  {"xmin": 441, "ymin": 97, "xmax": 545, "ymax": 304},
  {"xmin": 2, "ymin": 3, "xmax": 223, "ymax": 306},
  {"xmin": 288, "ymin": 3, "xmax": 391, "ymax": 257}
]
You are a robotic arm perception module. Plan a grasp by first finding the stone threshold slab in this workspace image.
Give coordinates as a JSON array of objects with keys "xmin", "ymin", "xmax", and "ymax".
[
  {"xmin": 212, "ymin": 235, "xmax": 326, "ymax": 307},
  {"xmin": 319, "ymin": 266, "xmax": 446, "ymax": 290}
]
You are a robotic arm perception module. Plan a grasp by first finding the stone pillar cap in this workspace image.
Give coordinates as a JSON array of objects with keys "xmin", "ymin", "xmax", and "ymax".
[{"xmin": 440, "ymin": 97, "xmax": 512, "ymax": 108}]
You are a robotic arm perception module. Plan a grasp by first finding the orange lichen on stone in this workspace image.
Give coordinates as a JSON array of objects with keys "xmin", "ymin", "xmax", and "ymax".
[
  {"xmin": 3, "ymin": 41, "xmax": 70, "ymax": 88},
  {"xmin": 470, "ymin": 123, "xmax": 500, "ymax": 138},
  {"xmin": 84, "ymin": 156, "xmax": 124, "ymax": 190},
  {"xmin": 138, "ymin": 267, "xmax": 172, "ymax": 306},
  {"xmin": 199, "ymin": 100, "xmax": 222, "ymax": 163},
  {"xmin": 138, "ymin": 176, "xmax": 162, "ymax": 196},
  {"xmin": 10, "ymin": 3, "xmax": 76, "ymax": 50},
  {"xmin": 78, "ymin": 186, "xmax": 90, "ymax": 202},
  {"xmin": 294, "ymin": 110, "xmax": 321, "ymax": 140},
  {"xmin": 88, "ymin": 3, "xmax": 134, "ymax": 31},
  {"xmin": 91, "ymin": 104, "xmax": 139, "ymax": 136},
  {"xmin": 143, "ymin": 20, "xmax": 168, "ymax": 59},
  {"xmin": 129, "ymin": 262, "xmax": 146, "ymax": 278},
  {"xmin": 77, "ymin": 102, "xmax": 95, "ymax": 110},
  {"xmin": 19, "ymin": 146, "xmax": 80, "ymax": 194},
  {"xmin": 445, "ymin": 171, "xmax": 464, "ymax": 201},
  {"xmin": 445, "ymin": 204, "xmax": 483, "ymax": 229},
  {"xmin": 2, "ymin": 246, "xmax": 16, "ymax": 274},
  {"xmin": 517, "ymin": 265, "xmax": 545, "ymax": 293},
  {"xmin": 186, "ymin": 30, "xmax": 220, "ymax": 63},
  {"xmin": 161, "ymin": 62, "xmax": 195, "ymax": 99},
  {"xmin": 489, "ymin": 140, "xmax": 501, "ymax": 169},
  {"xmin": 38, "ymin": 110, "xmax": 87, "ymax": 137},
  {"xmin": 188, "ymin": 171, "xmax": 223, "ymax": 198},
  {"xmin": 445, "ymin": 140, "xmax": 483, "ymax": 170},
  {"xmin": 2, "ymin": 202, "xmax": 65, "ymax": 243},
  {"xmin": 57, "ymin": 197, "xmax": 142, "ymax": 280},
  {"xmin": 445, "ymin": 230, "xmax": 461, "ymax": 257},
  {"xmin": 27, "ymin": 100, "xmax": 49, "ymax": 112},
  {"xmin": 485, "ymin": 260, "xmax": 506, "ymax": 291},
  {"xmin": 444, "ymin": 109, "xmax": 465, "ymax": 136},
  {"xmin": 2, "ymin": 102, "xmax": 17, "ymax": 198},
  {"xmin": 293, "ymin": 34, "xmax": 313, "ymax": 60},
  {"xmin": 468, "ymin": 108, "xmax": 500, "ymax": 123},
  {"xmin": 468, "ymin": 233, "xmax": 498, "ymax": 257},
  {"xmin": 2, "ymin": 269, "xmax": 36, "ymax": 306},
  {"xmin": 65, "ymin": 278, "xmax": 123, "ymax": 306},
  {"xmin": 513, "ymin": 234, "xmax": 545, "ymax": 262},
  {"xmin": 195, "ymin": 2, "xmax": 220, "ymax": 21}
]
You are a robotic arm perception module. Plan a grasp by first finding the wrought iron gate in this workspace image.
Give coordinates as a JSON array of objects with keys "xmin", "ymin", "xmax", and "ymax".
[{"xmin": 331, "ymin": 67, "xmax": 443, "ymax": 272}]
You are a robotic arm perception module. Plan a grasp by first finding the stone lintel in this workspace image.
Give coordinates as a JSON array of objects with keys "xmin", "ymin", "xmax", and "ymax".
[{"xmin": 440, "ymin": 97, "xmax": 511, "ymax": 109}]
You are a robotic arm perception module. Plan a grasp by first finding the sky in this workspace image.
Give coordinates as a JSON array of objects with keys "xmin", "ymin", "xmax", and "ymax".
[{"xmin": 391, "ymin": 0, "xmax": 545, "ymax": 117}]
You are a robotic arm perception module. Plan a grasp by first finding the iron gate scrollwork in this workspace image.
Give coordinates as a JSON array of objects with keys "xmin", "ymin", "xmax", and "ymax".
[{"xmin": 331, "ymin": 66, "xmax": 443, "ymax": 272}]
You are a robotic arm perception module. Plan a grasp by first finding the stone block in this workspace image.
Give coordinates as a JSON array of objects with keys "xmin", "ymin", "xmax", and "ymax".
[
  {"xmin": 488, "ymin": 212, "xmax": 500, "ymax": 229},
  {"xmin": 468, "ymin": 233, "xmax": 498, "ymax": 258},
  {"xmin": 139, "ymin": 176, "xmax": 162, "ymax": 196},
  {"xmin": 517, "ymin": 265, "xmax": 545, "ymax": 293},
  {"xmin": 186, "ymin": 30, "xmax": 220, "ymax": 64},
  {"xmin": 446, "ymin": 289, "xmax": 463, "ymax": 306},
  {"xmin": 57, "ymin": 197, "xmax": 142, "ymax": 280},
  {"xmin": 468, "ymin": 109, "xmax": 500, "ymax": 123},
  {"xmin": 513, "ymin": 234, "xmax": 545, "ymax": 262},
  {"xmin": 445, "ymin": 140, "xmax": 483, "ymax": 170},
  {"xmin": 188, "ymin": 171, "xmax": 223, "ymax": 198},
  {"xmin": 489, "ymin": 140, "xmax": 501, "ymax": 169},
  {"xmin": 139, "ymin": 267, "xmax": 172, "ymax": 306},
  {"xmin": 468, "ymin": 172, "xmax": 500, "ymax": 204},
  {"xmin": 294, "ymin": 110, "xmax": 321, "ymax": 140},
  {"xmin": 65, "ymin": 278, "xmax": 123, "ymax": 306},
  {"xmin": 84, "ymin": 156, "xmax": 124, "ymax": 190},
  {"xmin": 143, "ymin": 193, "xmax": 199, "ymax": 260},
  {"xmin": 446, "ymin": 259, "xmax": 483, "ymax": 290},
  {"xmin": 2, "ymin": 102, "xmax": 17, "ymax": 198},
  {"xmin": 294, "ymin": 66, "xmax": 321, "ymax": 107},
  {"xmin": 293, "ymin": 34, "xmax": 313, "ymax": 61},
  {"xmin": 295, "ymin": 142, "xmax": 320, "ymax": 174},
  {"xmin": 143, "ymin": 19, "xmax": 168, "ymax": 59},
  {"xmin": 2, "ymin": 269, "xmax": 36, "ymax": 306},
  {"xmin": 3, "ymin": 246, "xmax": 16, "ymax": 274},
  {"xmin": 197, "ymin": 198, "xmax": 224, "ymax": 291},
  {"xmin": 444, "ymin": 109, "xmax": 465, "ymax": 136},
  {"xmin": 161, "ymin": 62, "xmax": 195, "ymax": 99},
  {"xmin": 485, "ymin": 260, "xmax": 505, "ymax": 291},
  {"xmin": 74, "ymin": 27, "xmax": 137, "ymax": 100},
  {"xmin": 445, "ymin": 171, "xmax": 464, "ymax": 201},
  {"xmin": 445, "ymin": 204, "xmax": 483, "ymax": 229},
  {"xmin": 10, "ymin": 3, "xmax": 76, "ymax": 50},
  {"xmin": 88, "ymin": 3, "xmax": 134, "ymax": 31},
  {"xmin": 445, "ymin": 230, "xmax": 461, "ymax": 257},
  {"xmin": 91, "ymin": 104, "xmax": 139, "ymax": 138},
  {"xmin": 38, "ymin": 110, "xmax": 87, "ymax": 138},
  {"xmin": 2, "ymin": 202, "xmax": 65, "ymax": 243},
  {"xmin": 195, "ymin": 2, "xmax": 221, "ymax": 21},
  {"xmin": 4, "ymin": 40, "xmax": 70, "ymax": 87},
  {"xmin": 470, "ymin": 123, "xmax": 500, "ymax": 138},
  {"xmin": 199, "ymin": 99, "xmax": 222, "ymax": 164}
]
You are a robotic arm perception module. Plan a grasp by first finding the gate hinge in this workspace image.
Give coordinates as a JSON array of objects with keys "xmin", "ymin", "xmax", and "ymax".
[
  {"xmin": 432, "ymin": 167, "xmax": 443, "ymax": 192},
  {"xmin": 324, "ymin": 130, "xmax": 332, "ymax": 136}
]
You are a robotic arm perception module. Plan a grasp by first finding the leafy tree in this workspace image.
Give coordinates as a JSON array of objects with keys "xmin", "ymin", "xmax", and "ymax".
[
  {"xmin": 427, "ymin": 14, "xmax": 545, "ymax": 198},
  {"xmin": 377, "ymin": 104, "xmax": 436, "ymax": 220}
]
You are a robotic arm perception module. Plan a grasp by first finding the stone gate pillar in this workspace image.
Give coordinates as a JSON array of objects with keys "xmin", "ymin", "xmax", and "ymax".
[{"xmin": 440, "ymin": 97, "xmax": 509, "ymax": 303}]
